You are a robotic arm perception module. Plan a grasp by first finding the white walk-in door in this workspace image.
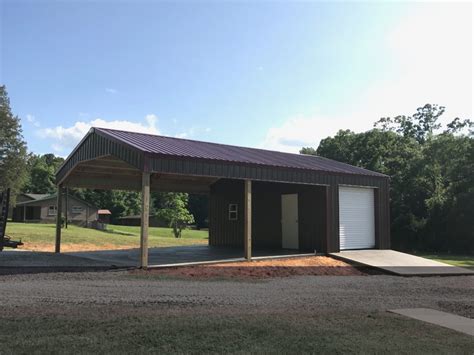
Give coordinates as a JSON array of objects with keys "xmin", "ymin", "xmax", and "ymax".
[
  {"xmin": 281, "ymin": 194, "xmax": 299, "ymax": 249},
  {"xmin": 339, "ymin": 186, "xmax": 375, "ymax": 250}
]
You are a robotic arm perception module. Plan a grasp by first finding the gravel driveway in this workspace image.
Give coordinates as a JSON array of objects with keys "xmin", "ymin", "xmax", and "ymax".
[
  {"xmin": 1, "ymin": 271, "xmax": 473, "ymax": 353},
  {"xmin": 1, "ymin": 271, "xmax": 472, "ymax": 318}
]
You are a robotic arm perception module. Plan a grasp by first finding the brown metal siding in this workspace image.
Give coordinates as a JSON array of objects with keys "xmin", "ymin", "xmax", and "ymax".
[
  {"xmin": 209, "ymin": 179, "xmax": 328, "ymax": 252},
  {"xmin": 298, "ymin": 186, "xmax": 327, "ymax": 252},
  {"xmin": 327, "ymin": 184, "xmax": 339, "ymax": 252},
  {"xmin": 251, "ymin": 182, "xmax": 282, "ymax": 248},
  {"xmin": 209, "ymin": 178, "xmax": 390, "ymax": 253},
  {"xmin": 149, "ymin": 155, "xmax": 388, "ymax": 189},
  {"xmin": 209, "ymin": 179, "xmax": 244, "ymax": 248}
]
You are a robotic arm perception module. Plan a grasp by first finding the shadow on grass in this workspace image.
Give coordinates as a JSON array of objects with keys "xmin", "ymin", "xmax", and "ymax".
[{"xmin": 100, "ymin": 228, "xmax": 136, "ymax": 237}]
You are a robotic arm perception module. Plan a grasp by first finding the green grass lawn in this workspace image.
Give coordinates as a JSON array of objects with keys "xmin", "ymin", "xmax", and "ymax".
[
  {"xmin": 420, "ymin": 253, "xmax": 474, "ymax": 267},
  {"xmin": 5, "ymin": 222, "xmax": 208, "ymax": 252},
  {"xmin": 1, "ymin": 311, "xmax": 472, "ymax": 353}
]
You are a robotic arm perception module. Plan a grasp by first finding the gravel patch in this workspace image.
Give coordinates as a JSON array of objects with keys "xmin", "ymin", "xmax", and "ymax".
[{"xmin": 0, "ymin": 271, "xmax": 472, "ymax": 319}]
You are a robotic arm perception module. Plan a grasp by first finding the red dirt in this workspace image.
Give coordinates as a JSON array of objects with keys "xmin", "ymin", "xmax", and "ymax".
[{"xmin": 138, "ymin": 256, "xmax": 367, "ymax": 279}]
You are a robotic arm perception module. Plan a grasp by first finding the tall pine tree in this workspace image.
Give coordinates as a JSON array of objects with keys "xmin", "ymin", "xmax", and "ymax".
[{"xmin": 0, "ymin": 86, "xmax": 28, "ymax": 202}]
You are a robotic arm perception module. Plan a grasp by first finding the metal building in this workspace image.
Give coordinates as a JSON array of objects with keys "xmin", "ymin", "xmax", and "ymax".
[{"xmin": 55, "ymin": 127, "xmax": 390, "ymax": 268}]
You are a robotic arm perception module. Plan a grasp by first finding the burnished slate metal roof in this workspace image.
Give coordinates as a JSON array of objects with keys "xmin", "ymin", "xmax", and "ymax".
[{"xmin": 95, "ymin": 128, "xmax": 386, "ymax": 177}]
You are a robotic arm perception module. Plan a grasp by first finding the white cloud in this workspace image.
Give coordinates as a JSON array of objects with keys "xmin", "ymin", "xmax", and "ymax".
[
  {"xmin": 25, "ymin": 114, "xmax": 40, "ymax": 127},
  {"xmin": 144, "ymin": 114, "xmax": 159, "ymax": 131},
  {"xmin": 260, "ymin": 114, "xmax": 371, "ymax": 153},
  {"xmin": 105, "ymin": 88, "xmax": 118, "ymax": 94},
  {"xmin": 261, "ymin": 3, "xmax": 472, "ymax": 153},
  {"xmin": 39, "ymin": 114, "xmax": 161, "ymax": 153}
]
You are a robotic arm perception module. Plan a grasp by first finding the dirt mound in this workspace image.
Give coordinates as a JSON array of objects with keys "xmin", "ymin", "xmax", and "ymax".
[{"xmin": 137, "ymin": 256, "xmax": 368, "ymax": 279}]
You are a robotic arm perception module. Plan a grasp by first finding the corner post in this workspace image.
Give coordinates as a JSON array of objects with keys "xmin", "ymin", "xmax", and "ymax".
[
  {"xmin": 65, "ymin": 187, "xmax": 68, "ymax": 229},
  {"xmin": 244, "ymin": 179, "xmax": 252, "ymax": 260},
  {"xmin": 140, "ymin": 172, "xmax": 151, "ymax": 269},
  {"xmin": 55, "ymin": 186, "xmax": 63, "ymax": 253}
]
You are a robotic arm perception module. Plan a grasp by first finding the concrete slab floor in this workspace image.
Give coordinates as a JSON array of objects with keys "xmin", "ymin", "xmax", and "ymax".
[
  {"xmin": 330, "ymin": 249, "xmax": 474, "ymax": 276},
  {"xmin": 68, "ymin": 245, "xmax": 308, "ymax": 267},
  {"xmin": 389, "ymin": 308, "xmax": 474, "ymax": 336},
  {"xmin": 0, "ymin": 246, "xmax": 310, "ymax": 269},
  {"xmin": 0, "ymin": 250, "xmax": 111, "ymax": 267}
]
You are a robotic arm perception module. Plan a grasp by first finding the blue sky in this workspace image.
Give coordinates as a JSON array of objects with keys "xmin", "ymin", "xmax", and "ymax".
[{"xmin": 1, "ymin": 1, "xmax": 472, "ymax": 156}]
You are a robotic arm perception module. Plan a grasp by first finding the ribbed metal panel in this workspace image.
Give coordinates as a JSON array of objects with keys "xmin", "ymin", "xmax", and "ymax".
[
  {"xmin": 210, "ymin": 180, "xmax": 329, "ymax": 252},
  {"xmin": 56, "ymin": 131, "xmax": 144, "ymax": 183},
  {"xmin": 209, "ymin": 179, "xmax": 244, "ymax": 248},
  {"xmin": 150, "ymin": 156, "xmax": 389, "ymax": 187},
  {"xmin": 339, "ymin": 186, "xmax": 376, "ymax": 250}
]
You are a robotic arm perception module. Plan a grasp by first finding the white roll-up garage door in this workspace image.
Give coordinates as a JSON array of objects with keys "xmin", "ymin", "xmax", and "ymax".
[{"xmin": 339, "ymin": 186, "xmax": 375, "ymax": 250}]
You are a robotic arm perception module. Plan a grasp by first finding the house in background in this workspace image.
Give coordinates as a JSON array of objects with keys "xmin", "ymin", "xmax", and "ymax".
[{"xmin": 12, "ymin": 193, "xmax": 99, "ymax": 227}]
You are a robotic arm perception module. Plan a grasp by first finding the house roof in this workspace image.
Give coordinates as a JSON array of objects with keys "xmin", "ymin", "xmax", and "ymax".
[
  {"xmin": 15, "ymin": 193, "xmax": 99, "ymax": 209},
  {"xmin": 94, "ymin": 128, "xmax": 387, "ymax": 177},
  {"xmin": 98, "ymin": 209, "xmax": 112, "ymax": 215},
  {"xmin": 22, "ymin": 193, "xmax": 50, "ymax": 200}
]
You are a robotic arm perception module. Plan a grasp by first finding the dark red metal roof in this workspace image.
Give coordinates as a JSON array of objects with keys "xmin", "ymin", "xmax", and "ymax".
[{"xmin": 95, "ymin": 127, "xmax": 387, "ymax": 177}]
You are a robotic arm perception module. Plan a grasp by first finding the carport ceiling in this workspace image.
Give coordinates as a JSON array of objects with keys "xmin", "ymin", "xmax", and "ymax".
[{"xmin": 65, "ymin": 156, "xmax": 218, "ymax": 193}]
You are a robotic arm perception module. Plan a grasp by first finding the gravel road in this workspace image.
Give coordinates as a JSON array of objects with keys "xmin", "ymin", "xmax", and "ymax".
[{"xmin": 1, "ymin": 271, "xmax": 472, "ymax": 318}]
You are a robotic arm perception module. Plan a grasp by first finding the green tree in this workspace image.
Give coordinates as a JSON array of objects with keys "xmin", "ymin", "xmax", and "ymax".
[
  {"xmin": 421, "ymin": 131, "xmax": 473, "ymax": 252},
  {"xmin": 188, "ymin": 194, "xmax": 209, "ymax": 229},
  {"xmin": 0, "ymin": 86, "xmax": 28, "ymax": 202},
  {"xmin": 156, "ymin": 193, "xmax": 195, "ymax": 238},
  {"xmin": 375, "ymin": 104, "xmax": 444, "ymax": 143},
  {"xmin": 23, "ymin": 154, "xmax": 64, "ymax": 194}
]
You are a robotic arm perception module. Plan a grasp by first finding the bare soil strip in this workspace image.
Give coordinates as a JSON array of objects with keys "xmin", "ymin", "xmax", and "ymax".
[{"xmin": 137, "ymin": 256, "xmax": 373, "ymax": 279}]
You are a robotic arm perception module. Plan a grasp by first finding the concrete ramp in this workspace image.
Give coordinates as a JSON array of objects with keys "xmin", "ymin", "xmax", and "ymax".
[
  {"xmin": 389, "ymin": 308, "xmax": 474, "ymax": 336},
  {"xmin": 330, "ymin": 250, "xmax": 474, "ymax": 276}
]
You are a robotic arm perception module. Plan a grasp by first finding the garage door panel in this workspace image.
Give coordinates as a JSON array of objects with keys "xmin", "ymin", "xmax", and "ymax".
[{"xmin": 339, "ymin": 186, "xmax": 375, "ymax": 250}]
